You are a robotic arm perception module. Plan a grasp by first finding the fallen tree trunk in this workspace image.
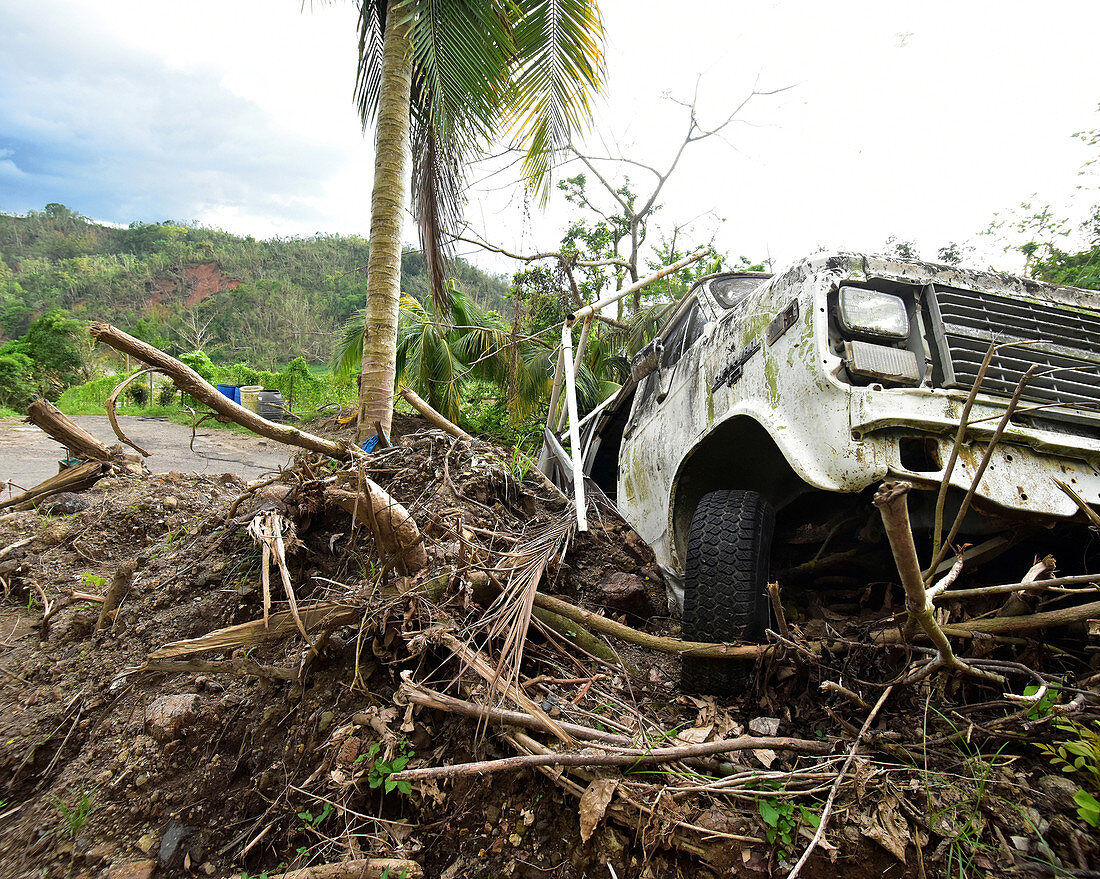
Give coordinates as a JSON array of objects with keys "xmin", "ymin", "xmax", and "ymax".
[
  {"xmin": 0, "ymin": 460, "xmax": 106, "ymax": 511},
  {"xmin": 399, "ymin": 387, "xmax": 471, "ymax": 440},
  {"xmin": 26, "ymin": 399, "xmax": 145, "ymax": 473},
  {"xmin": 89, "ymin": 323, "xmax": 349, "ymax": 460},
  {"xmin": 327, "ymin": 485, "xmax": 428, "ymax": 575}
]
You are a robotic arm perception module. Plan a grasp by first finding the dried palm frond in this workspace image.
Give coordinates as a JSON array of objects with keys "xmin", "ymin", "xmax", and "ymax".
[
  {"xmin": 248, "ymin": 511, "xmax": 313, "ymax": 647},
  {"xmin": 472, "ymin": 510, "xmax": 577, "ymax": 698}
]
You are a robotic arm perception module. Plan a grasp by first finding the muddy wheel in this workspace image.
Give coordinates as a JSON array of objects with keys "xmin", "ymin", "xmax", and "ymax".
[{"xmin": 680, "ymin": 489, "xmax": 774, "ymax": 694}]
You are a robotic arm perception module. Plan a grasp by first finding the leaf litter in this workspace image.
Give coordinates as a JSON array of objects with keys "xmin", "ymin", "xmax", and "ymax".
[{"xmin": 0, "ymin": 415, "xmax": 1097, "ymax": 878}]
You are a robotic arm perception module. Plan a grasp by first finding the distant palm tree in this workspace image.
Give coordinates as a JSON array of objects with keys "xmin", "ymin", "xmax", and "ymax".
[
  {"xmin": 334, "ymin": 282, "xmax": 553, "ymax": 426},
  {"xmin": 350, "ymin": 0, "xmax": 606, "ymax": 440}
]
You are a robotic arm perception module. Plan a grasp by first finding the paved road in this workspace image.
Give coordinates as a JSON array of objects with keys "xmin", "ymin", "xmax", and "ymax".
[{"xmin": 0, "ymin": 414, "xmax": 294, "ymax": 491}]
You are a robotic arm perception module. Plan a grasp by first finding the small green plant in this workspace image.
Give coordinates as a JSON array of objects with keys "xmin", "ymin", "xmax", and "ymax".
[
  {"xmin": 758, "ymin": 795, "xmax": 819, "ymax": 859},
  {"xmin": 379, "ymin": 866, "xmax": 409, "ymax": 879},
  {"xmin": 79, "ymin": 572, "xmax": 106, "ymax": 591},
  {"xmin": 509, "ymin": 447, "xmax": 534, "ymax": 481},
  {"xmin": 54, "ymin": 787, "xmax": 97, "ymax": 838},
  {"xmin": 362, "ymin": 740, "xmax": 413, "ymax": 795},
  {"xmin": 296, "ymin": 802, "xmax": 334, "ymax": 830},
  {"xmin": 1036, "ymin": 718, "xmax": 1100, "ymax": 827}
]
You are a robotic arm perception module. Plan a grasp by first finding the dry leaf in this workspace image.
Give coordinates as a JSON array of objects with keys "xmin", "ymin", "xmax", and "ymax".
[
  {"xmin": 752, "ymin": 748, "xmax": 777, "ymax": 768},
  {"xmin": 860, "ymin": 793, "xmax": 910, "ymax": 862},
  {"xmin": 578, "ymin": 777, "xmax": 618, "ymax": 843},
  {"xmin": 676, "ymin": 723, "xmax": 713, "ymax": 745},
  {"xmin": 748, "ymin": 716, "xmax": 781, "ymax": 736}
]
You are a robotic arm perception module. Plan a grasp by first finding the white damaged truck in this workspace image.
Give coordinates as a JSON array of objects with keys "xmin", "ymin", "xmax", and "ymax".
[{"xmin": 542, "ymin": 253, "xmax": 1100, "ymax": 690}]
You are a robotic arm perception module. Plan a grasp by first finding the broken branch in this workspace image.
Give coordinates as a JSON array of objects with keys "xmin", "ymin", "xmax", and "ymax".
[
  {"xmin": 89, "ymin": 323, "xmax": 350, "ymax": 459},
  {"xmin": 390, "ymin": 734, "xmax": 832, "ymax": 782},
  {"xmin": 874, "ymin": 481, "xmax": 1005, "ymax": 685}
]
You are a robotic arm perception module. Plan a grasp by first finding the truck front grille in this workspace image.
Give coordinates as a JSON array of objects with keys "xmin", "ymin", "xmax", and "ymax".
[{"xmin": 929, "ymin": 285, "xmax": 1100, "ymax": 422}]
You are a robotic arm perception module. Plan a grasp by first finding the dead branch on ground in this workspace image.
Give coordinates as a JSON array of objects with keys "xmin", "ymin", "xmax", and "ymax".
[
  {"xmin": 874, "ymin": 481, "xmax": 1005, "ymax": 685},
  {"xmin": 89, "ymin": 323, "xmax": 350, "ymax": 459}
]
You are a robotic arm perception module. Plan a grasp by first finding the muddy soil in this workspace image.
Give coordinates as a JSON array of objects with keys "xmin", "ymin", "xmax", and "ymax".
[{"xmin": 0, "ymin": 418, "xmax": 1097, "ymax": 879}]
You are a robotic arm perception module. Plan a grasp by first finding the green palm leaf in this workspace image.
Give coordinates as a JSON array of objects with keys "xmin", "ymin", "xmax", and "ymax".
[{"xmin": 507, "ymin": 0, "xmax": 606, "ymax": 201}]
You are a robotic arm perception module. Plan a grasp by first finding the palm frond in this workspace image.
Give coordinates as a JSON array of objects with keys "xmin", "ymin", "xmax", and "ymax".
[
  {"xmin": 352, "ymin": 0, "xmax": 388, "ymax": 127},
  {"xmin": 507, "ymin": 0, "xmax": 606, "ymax": 201},
  {"xmin": 411, "ymin": 119, "xmax": 461, "ymax": 317},
  {"xmin": 401, "ymin": 0, "xmax": 516, "ymax": 311},
  {"xmin": 626, "ymin": 299, "xmax": 677, "ymax": 355},
  {"xmin": 331, "ymin": 311, "xmax": 367, "ymax": 381}
]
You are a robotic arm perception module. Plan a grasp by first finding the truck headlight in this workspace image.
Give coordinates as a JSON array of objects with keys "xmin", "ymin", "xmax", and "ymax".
[{"xmin": 837, "ymin": 286, "xmax": 909, "ymax": 340}]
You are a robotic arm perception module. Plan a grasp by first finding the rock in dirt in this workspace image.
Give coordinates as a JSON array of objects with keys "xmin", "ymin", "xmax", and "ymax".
[
  {"xmin": 145, "ymin": 693, "xmax": 200, "ymax": 743},
  {"xmin": 158, "ymin": 820, "xmax": 192, "ymax": 865},
  {"xmin": 596, "ymin": 572, "xmax": 654, "ymax": 619},
  {"xmin": 136, "ymin": 832, "xmax": 159, "ymax": 855},
  {"xmin": 108, "ymin": 860, "xmax": 157, "ymax": 879},
  {"xmin": 35, "ymin": 492, "xmax": 90, "ymax": 515}
]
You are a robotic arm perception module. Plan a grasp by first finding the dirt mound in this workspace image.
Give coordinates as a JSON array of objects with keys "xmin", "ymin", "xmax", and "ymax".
[{"xmin": 1, "ymin": 423, "xmax": 1098, "ymax": 879}]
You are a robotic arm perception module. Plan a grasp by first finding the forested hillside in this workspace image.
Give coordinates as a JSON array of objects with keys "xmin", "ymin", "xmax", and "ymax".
[{"xmin": 0, "ymin": 204, "xmax": 508, "ymax": 366}]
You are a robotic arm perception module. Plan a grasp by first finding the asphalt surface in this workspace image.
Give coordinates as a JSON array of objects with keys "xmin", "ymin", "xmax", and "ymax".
[{"xmin": 0, "ymin": 414, "xmax": 295, "ymax": 492}]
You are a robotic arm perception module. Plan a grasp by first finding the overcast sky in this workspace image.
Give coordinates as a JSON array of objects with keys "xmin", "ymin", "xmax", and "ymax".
[{"xmin": 1, "ymin": 0, "xmax": 1097, "ymax": 277}]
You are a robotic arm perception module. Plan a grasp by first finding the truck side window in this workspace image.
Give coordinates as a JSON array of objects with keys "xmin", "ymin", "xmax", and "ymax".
[
  {"xmin": 661, "ymin": 301, "xmax": 703, "ymax": 369},
  {"xmin": 711, "ymin": 276, "xmax": 765, "ymax": 309}
]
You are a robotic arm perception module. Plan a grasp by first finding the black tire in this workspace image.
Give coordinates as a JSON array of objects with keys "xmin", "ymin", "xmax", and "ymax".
[{"xmin": 680, "ymin": 489, "xmax": 774, "ymax": 694}]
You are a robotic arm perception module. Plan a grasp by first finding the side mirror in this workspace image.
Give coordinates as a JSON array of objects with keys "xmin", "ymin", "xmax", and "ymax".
[{"xmin": 630, "ymin": 339, "xmax": 662, "ymax": 383}]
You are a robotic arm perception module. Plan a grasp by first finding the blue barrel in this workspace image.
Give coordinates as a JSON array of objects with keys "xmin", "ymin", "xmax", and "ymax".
[{"xmin": 216, "ymin": 384, "xmax": 240, "ymax": 404}]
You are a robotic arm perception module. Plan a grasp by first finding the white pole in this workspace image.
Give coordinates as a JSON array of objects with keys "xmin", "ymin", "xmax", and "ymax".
[
  {"xmin": 568, "ymin": 248, "xmax": 709, "ymax": 323},
  {"xmin": 561, "ymin": 322, "xmax": 588, "ymax": 531}
]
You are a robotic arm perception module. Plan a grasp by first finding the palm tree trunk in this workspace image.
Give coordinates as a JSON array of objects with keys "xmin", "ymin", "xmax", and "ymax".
[{"xmin": 358, "ymin": 2, "xmax": 412, "ymax": 441}]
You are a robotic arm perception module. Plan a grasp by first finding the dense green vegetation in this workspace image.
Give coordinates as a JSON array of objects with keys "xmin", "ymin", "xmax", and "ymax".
[{"xmin": 0, "ymin": 203, "xmax": 508, "ymax": 367}]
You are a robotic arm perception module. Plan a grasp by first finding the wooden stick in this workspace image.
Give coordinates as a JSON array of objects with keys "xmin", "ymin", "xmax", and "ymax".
[
  {"xmin": 937, "ymin": 599, "xmax": 1100, "ymax": 636},
  {"xmin": 874, "ymin": 481, "xmax": 1005, "ymax": 685},
  {"xmin": 768, "ymin": 581, "xmax": 790, "ymax": 638},
  {"xmin": 531, "ymin": 591, "xmax": 765, "ymax": 660},
  {"xmin": 437, "ymin": 630, "xmax": 572, "ymax": 744},
  {"xmin": 105, "ymin": 369, "xmax": 157, "ymax": 456},
  {"xmin": 926, "ymin": 363, "xmax": 1038, "ymax": 579},
  {"xmin": 96, "ymin": 560, "xmax": 136, "ymax": 632},
  {"xmin": 89, "ymin": 323, "xmax": 349, "ymax": 459},
  {"xmin": 399, "ymin": 387, "xmax": 471, "ymax": 440},
  {"xmin": 390, "ymin": 733, "xmax": 832, "ymax": 782},
  {"xmin": 400, "ymin": 676, "xmax": 633, "ymax": 745},
  {"xmin": 264, "ymin": 859, "xmax": 424, "ymax": 879},
  {"xmin": 785, "ymin": 686, "xmax": 894, "ymax": 879}
]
